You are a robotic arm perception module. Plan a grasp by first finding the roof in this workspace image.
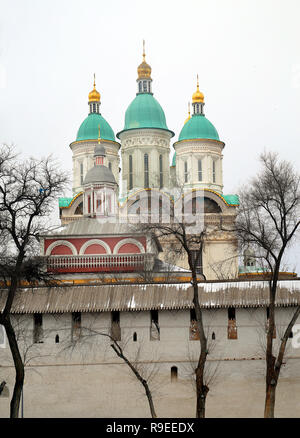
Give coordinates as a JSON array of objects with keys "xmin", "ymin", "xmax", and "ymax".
[
  {"xmin": 83, "ymin": 165, "xmax": 116, "ymax": 185},
  {"xmin": 117, "ymin": 93, "xmax": 174, "ymax": 137},
  {"xmin": 41, "ymin": 217, "xmax": 142, "ymax": 237},
  {"xmin": 59, "ymin": 197, "xmax": 73, "ymax": 208},
  {"xmin": 223, "ymin": 194, "xmax": 240, "ymax": 206},
  {"xmin": 1, "ymin": 280, "xmax": 300, "ymax": 314},
  {"xmin": 76, "ymin": 113, "xmax": 115, "ymax": 142},
  {"xmin": 59, "ymin": 192, "xmax": 83, "ymax": 209},
  {"xmin": 178, "ymin": 114, "xmax": 219, "ymax": 142}
]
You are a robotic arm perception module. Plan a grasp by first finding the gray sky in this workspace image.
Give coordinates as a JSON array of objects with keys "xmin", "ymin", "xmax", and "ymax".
[{"xmin": 0, "ymin": 0, "xmax": 300, "ymax": 271}]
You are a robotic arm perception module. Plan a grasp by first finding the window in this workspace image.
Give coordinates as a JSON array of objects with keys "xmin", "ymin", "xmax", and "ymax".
[
  {"xmin": 184, "ymin": 161, "xmax": 188, "ymax": 183},
  {"xmin": 143, "ymin": 81, "xmax": 147, "ymax": 92},
  {"xmin": 171, "ymin": 366, "xmax": 178, "ymax": 382},
  {"xmin": 228, "ymin": 307, "xmax": 237, "ymax": 339},
  {"xmin": 189, "ymin": 308, "xmax": 200, "ymax": 340},
  {"xmin": 108, "ymin": 161, "xmax": 112, "ymax": 171},
  {"xmin": 159, "ymin": 154, "xmax": 163, "ymax": 188},
  {"xmin": 111, "ymin": 311, "xmax": 121, "ymax": 341},
  {"xmin": 138, "ymin": 81, "xmax": 142, "ymax": 93},
  {"xmin": 150, "ymin": 310, "xmax": 160, "ymax": 341},
  {"xmin": 133, "ymin": 332, "xmax": 137, "ymax": 342},
  {"xmin": 129, "ymin": 155, "xmax": 133, "ymax": 190},
  {"xmin": 191, "ymin": 250, "xmax": 203, "ymax": 274},
  {"xmin": 144, "ymin": 153, "xmax": 149, "ymax": 188},
  {"xmin": 212, "ymin": 332, "xmax": 216, "ymax": 340},
  {"xmin": 87, "ymin": 195, "xmax": 91, "ymax": 214},
  {"xmin": 80, "ymin": 162, "xmax": 84, "ymax": 185},
  {"xmin": 72, "ymin": 312, "xmax": 81, "ymax": 340},
  {"xmin": 33, "ymin": 314, "xmax": 43, "ymax": 343},
  {"xmin": 212, "ymin": 160, "xmax": 216, "ymax": 183},
  {"xmin": 198, "ymin": 159, "xmax": 202, "ymax": 181},
  {"xmin": 75, "ymin": 202, "xmax": 83, "ymax": 215},
  {"xmin": 55, "ymin": 334, "xmax": 60, "ymax": 343}
]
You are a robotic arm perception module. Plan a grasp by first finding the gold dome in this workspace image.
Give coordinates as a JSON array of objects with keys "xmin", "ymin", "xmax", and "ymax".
[
  {"xmin": 137, "ymin": 40, "xmax": 152, "ymax": 79},
  {"xmin": 184, "ymin": 102, "xmax": 191, "ymax": 124},
  {"xmin": 192, "ymin": 75, "xmax": 204, "ymax": 104},
  {"xmin": 88, "ymin": 74, "xmax": 100, "ymax": 102}
]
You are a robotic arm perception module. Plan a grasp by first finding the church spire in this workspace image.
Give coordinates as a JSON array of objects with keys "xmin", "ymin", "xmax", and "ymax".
[
  {"xmin": 88, "ymin": 74, "xmax": 101, "ymax": 114},
  {"xmin": 192, "ymin": 74, "xmax": 205, "ymax": 116},
  {"xmin": 137, "ymin": 40, "xmax": 152, "ymax": 94}
]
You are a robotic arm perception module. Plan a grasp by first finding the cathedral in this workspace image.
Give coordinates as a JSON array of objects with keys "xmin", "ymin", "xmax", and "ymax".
[
  {"xmin": 42, "ymin": 43, "xmax": 245, "ymax": 283},
  {"xmin": 1, "ymin": 45, "xmax": 299, "ymax": 419}
]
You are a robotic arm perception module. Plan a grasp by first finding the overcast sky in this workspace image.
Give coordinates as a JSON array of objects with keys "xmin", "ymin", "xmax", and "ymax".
[{"xmin": 0, "ymin": 0, "xmax": 299, "ymax": 270}]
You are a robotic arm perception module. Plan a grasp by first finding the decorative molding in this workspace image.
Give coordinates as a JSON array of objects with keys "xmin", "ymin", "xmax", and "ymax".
[
  {"xmin": 113, "ymin": 238, "xmax": 145, "ymax": 254},
  {"xmin": 79, "ymin": 239, "xmax": 111, "ymax": 255},
  {"xmin": 46, "ymin": 240, "xmax": 78, "ymax": 256}
]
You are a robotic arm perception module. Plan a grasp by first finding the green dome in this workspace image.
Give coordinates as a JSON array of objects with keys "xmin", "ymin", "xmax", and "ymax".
[
  {"xmin": 178, "ymin": 114, "xmax": 219, "ymax": 142},
  {"xmin": 76, "ymin": 113, "xmax": 115, "ymax": 142},
  {"xmin": 117, "ymin": 93, "xmax": 174, "ymax": 137}
]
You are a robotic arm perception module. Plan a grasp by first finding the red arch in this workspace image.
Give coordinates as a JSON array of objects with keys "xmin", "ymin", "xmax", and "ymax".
[
  {"xmin": 84, "ymin": 244, "xmax": 107, "ymax": 255},
  {"xmin": 118, "ymin": 243, "xmax": 141, "ymax": 254},
  {"xmin": 51, "ymin": 245, "xmax": 73, "ymax": 255}
]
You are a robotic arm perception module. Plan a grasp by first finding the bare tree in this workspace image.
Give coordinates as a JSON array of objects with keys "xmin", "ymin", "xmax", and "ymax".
[
  {"xmin": 235, "ymin": 151, "xmax": 300, "ymax": 418},
  {"xmin": 0, "ymin": 145, "xmax": 68, "ymax": 417},
  {"xmin": 62, "ymin": 321, "xmax": 159, "ymax": 418},
  {"xmin": 140, "ymin": 206, "xmax": 211, "ymax": 417}
]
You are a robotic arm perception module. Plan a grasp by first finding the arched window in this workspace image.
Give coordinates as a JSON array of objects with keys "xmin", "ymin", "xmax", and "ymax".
[
  {"xmin": 133, "ymin": 332, "xmax": 137, "ymax": 342},
  {"xmin": 144, "ymin": 153, "xmax": 149, "ymax": 188},
  {"xmin": 198, "ymin": 159, "xmax": 202, "ymax": 181},
  {"xmin": 87, "ymin": 195, "xmax": 91, "ymax": 214},
  {"xmin": 138, "ymin": 81, "xmax": 142, "ymax": 93},
  {"xmin": 80, "ymin": 162, "xmax": 84, "ymax": 185},
  {"xmin": 212, "ymin": 332, "xmax": 216, "ymax": 340},
  {"xmin": 75, "ymin": 202, "xmax": 83, "ymax": 215},
  {"xmin": 55, "ymin": 334, "xmax": 60, "ymax": 343},
  {"xmin": 159, "ymin": 154, "xmax": 163, "ymax": 188},
  {"xmin": 212, "ymin": 160, "xmax": 216, "ymax": 183},
  {"xmin": 184, "ymin": 161, "xmax": 188, "ymax": 183},
  {"xmin": 143, "ymin": 81, "xmax": 147, "ymax": 92},
  {"xmin": 171, "ymin": 366, "xmax": 178, "ymax": 382},
  {"xmin": 129, "ymin": 155, "xmax": 133, "ymax": 190},
  {"xmin": 108, "ymin": 161, "xmax": 112, "ymax": 171}
]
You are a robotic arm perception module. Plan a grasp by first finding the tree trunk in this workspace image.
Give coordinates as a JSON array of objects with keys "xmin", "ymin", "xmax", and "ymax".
[
  {"xmin": 191, "ymin": 274, "xmax": 209, "ymax": 418},
  {"xmin": 142, "ymin": 379, "xmax": 157, "ymax": 418},
  {"xmin": 3, "ymin": 317, "xmax": 24, "ymax": 418},
  {"xmin": 264, "ymin": 383, "xmax": 276, "ymax": 418},
  {"xmin": 195, "ymin": 366, "xmax": 208, "ymax": 418}
]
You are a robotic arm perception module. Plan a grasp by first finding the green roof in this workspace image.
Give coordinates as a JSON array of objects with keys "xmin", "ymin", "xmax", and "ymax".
[
  {"xmin": 76, "ymin": 113, "xmax": 115, "ymax": 142},
  {"xmin": 178, "ymin": 114, "xmax": 219, "ymax": 142},
  {"xmin": 223, "ymin": 194, "xmax": 240, "ymax": 206},
  {"xmin": 117, "ymin": 93, "xmax": 174, "ymax": 137},
  {"xmin": 59, "ymin": 197, "xmax": 73, "ymax": 208}
]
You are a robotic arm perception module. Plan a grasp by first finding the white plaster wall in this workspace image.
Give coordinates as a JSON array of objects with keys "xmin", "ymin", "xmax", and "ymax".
[{"xmin": 1, "ymin": 308, "xmax": 300, "ymax": 418}]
